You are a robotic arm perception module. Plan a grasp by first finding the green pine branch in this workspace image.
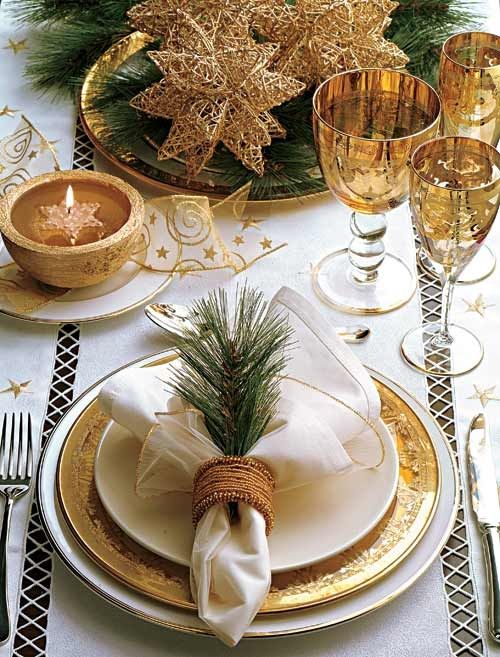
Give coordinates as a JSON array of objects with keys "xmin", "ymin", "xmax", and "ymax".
[{"xmin": 171, "ymin": 287, "xmax": 293, "ymax": 457}]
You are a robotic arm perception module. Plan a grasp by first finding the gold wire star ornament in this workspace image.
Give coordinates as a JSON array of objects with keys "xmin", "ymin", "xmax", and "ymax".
[
  {"xmin": 130, "ymin": 10, "xmax": 305, "ymax": 177},
  {"xmin": 254, "ymin": 0, "xmax": 409, "ymax": 86},
  {"xmin": 0, "ymin": 379, "xmax": 32, "ymax": 399},
  {"xmin": 462, "ymin": 294, "xmax": 495, "ymax": 318},
  {"xmin": 128, "ymin": 0, "xmax": 254, "ymax": 45},
  {"xmin": 260, "ymin": 237, "xmax": 273, "ymax": 250},
  {"xmin": 233, "ymin": 235, "xmax": 245, "ymax": 246},
  {"xmin": 468, "ymin": 384, "xmax": 500, "ymax": 408},
  {"xmin": 4, "ymin": 38, "xmax": 27, "ymax": 55}
]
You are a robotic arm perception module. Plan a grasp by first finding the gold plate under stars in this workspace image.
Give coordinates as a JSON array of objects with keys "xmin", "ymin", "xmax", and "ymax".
[
  {"xmin": 80, "ymin": 31, "xmax": 326, "ymax": 201},
  {"xmin": 56, "ymin": 354, "xmax": 440, "ymax": 614}
]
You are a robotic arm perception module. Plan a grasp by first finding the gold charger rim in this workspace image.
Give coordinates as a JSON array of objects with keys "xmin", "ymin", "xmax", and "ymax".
[
  {"xmin": 56, "ymin": 351, "xmax": 441, "ymax": 614},
  {"xmin": 79, "ymin": 31, "xmax": 328, "ymax": 204}
]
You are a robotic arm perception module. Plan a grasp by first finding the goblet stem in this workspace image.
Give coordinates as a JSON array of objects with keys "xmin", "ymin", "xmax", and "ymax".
[
  {"xmin": 348, "ymin": 212, "xmax": 386, "ymax": 284},
  {"xmin": 434, "ymin": 273, "xmax": 456, "ymax": 347}
]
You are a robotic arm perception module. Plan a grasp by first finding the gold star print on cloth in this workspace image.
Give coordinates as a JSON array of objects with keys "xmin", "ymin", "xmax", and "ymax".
[
  {"xmin": 129, "ymin": 10, "xmax": 305, "ymax": 176},
  {"xmin": 253, "ymin": 0, "xmax": 409, "ymax": 86},
  {"xmin": 468, "ymin": 384, "xmax": 500, "ymax": 408},
  {"xmin": 131, "ymin": 183, "xmax": 287, "ymax": 277},
  {"xmin": 0, "ymin": 378, "xmax": 32, "ymax": 399},
  {"xmin": 462, "ymin": 294, "xmax": 495, "ymax": 318}
]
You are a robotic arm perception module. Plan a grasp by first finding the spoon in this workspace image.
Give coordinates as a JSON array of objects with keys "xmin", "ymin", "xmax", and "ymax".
[{"xmin": 145, "ymin": 303, "xmax": 370, "ymax": 344}]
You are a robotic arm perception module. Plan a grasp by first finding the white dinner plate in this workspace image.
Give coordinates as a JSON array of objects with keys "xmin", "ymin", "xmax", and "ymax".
[
  {"xmin": 94, "ymin": 417, "xmax": 398, "ymax": 573},
  {"xmin": 0, "ymin": 237, "xmax": 171, "ymax": 323},
  {"xmin": 37, "ymin": 350, "xmax": 458, "ymax": 639}
]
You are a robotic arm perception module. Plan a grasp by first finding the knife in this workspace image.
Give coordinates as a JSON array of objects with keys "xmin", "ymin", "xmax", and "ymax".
[{"xmin": 468, "ymin": 413, "xmax": 500, "ymax": 642}]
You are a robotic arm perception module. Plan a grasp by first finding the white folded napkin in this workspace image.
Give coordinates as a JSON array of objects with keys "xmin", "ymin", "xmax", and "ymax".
[{"xmin": 99, "ymin": 287, "xmax": 384, "ymax": 645}]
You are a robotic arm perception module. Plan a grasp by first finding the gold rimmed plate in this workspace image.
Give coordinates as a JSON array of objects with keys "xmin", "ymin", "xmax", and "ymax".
[{"xmin": 55, "ymin": 351, "xmax": 440, "ymax": 614}]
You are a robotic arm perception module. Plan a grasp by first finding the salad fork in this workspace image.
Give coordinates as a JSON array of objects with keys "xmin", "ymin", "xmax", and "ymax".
[{"xmin": 0, "ymin": 413, "xmax": 33, "ymax": 645}]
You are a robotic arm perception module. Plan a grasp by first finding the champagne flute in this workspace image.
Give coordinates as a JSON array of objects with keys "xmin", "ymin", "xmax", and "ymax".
[
  {"xmin": 401, "ymin": 136, "xmax": 500, "ymax": 376},
  {"xmin": 312, "ymin": 68, "xmax": 441, "ymax": 314},
  {"xmin": 418, "ymin": 31, "xmax": 500, "ymax": 284}
]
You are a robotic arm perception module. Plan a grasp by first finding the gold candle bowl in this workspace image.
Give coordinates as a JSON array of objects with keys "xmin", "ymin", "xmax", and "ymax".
[{"xmin": 0, "ymin": 170, "xmax": 144, "ymax": 288}]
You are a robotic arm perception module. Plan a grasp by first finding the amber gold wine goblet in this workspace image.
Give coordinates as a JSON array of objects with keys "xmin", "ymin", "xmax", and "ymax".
[
  {"xmin": 419, "ymin": 31, "xmax": 500, "ymax": 284},
  {"xmin": 312, "ymin": 68, "xmax": 441, "ymax": 314},
  {"xmin": 402, "ymin": 137, "xmax": 500, "ymax": 376}
]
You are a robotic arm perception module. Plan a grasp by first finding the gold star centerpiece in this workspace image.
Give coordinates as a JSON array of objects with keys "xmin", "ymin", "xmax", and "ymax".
[
  {"xmin": 130, "ymin": 10, "xmax": 305, "ymax": 177},
  {"xmin": 0, "ymin": 379, "xmax": 32, "ymax": 399},
  {"xmin": 462, "ymin": 294, "xmax": 495, "ymax": 318},
  {"xmin": 254, "ymin": 0, "xmax": 409, "ymax": 86},
  {"xmin": 4, "ymin": 38, "xmax": 27, "ymax": 55},
  {"xmin": 468, "ymin": 384, "xmax": 500, "ymax": 408}
]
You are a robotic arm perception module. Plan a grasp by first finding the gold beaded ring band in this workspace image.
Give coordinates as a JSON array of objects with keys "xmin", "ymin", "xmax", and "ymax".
[{"xmin": 192, "ymin": 455, "xmax": 275, "ymax": 535}]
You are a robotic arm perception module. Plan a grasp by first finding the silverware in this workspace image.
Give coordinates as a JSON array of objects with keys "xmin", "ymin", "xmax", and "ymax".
[
  {"xmin": 145, "ymin": 303, "xmax": 371, "ymax": 344},
  {"xmin": 0, "ymin": 414, "xmax": 33, "ymax": 645},
  {"xmin": 468, "ymin": 413, "xmax": 500, "ymax": 642}
]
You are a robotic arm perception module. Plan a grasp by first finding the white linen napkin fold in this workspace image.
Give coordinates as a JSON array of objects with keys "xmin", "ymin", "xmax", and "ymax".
[{"xmin": 98, "ymin": 287, "xmax": 383, "ymax": 646}]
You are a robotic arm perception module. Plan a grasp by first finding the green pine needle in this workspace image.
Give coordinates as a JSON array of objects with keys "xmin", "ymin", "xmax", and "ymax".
[{"xmin": 171, "ymin": 287, "xmax": 293, "ymax": 456}]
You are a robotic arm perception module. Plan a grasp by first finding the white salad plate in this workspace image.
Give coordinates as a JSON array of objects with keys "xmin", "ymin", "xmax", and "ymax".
[
  {"xmin": 0, "ymin": 238, "xmax": 171, "ymax": 323},
  {"xmin": 37, "ymin": 350, "xmax": 458, "ymax": 639},
  {"xmin": 94, "ymin": 411, "xmax": 398, "ymax": 573}
]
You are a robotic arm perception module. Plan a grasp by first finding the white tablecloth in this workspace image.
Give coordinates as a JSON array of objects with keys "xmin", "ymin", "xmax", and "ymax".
[{"xmin": 0, "ymin": 2, "xmax": 498, "ymax": 655}]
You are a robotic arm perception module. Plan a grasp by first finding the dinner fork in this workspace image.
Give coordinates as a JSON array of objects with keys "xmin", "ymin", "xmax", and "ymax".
[{"xmin": 0, "ymin": 414, "xmax": 33, "ymax": 645}]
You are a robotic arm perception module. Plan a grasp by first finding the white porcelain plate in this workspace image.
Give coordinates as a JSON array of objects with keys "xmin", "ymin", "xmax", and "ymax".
[
  {"xmin": 94, "ymin": 415, "xmax": 398, "ymax": 574},
  {"xmin": 0, "ymin": 238, "xmax": 171, "ymax": 323},
  {"xmin": 37, "ymin": 351, "xmax": 458, "ymax": 639}
]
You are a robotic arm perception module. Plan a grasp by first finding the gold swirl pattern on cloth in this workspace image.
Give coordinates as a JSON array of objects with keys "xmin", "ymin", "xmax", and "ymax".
[{"xmin": 57, "ymin": 357, "xmax": 440, "ymax": 613}]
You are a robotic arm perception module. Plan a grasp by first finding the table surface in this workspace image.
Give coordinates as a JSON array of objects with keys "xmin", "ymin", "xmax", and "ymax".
[{"xmin": 0, "ymin": 1, "xmax": 499, "ymax": 656}]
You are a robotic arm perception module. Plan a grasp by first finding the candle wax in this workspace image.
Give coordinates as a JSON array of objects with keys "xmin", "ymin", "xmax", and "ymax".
[{"xmin": 11, "ymin": 180, "xmax": 130, "ymax": 247}]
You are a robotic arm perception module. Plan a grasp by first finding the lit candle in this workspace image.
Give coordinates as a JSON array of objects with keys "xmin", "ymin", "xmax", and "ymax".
[
  {"xmin": 38, "ymin": 184, "xmax": 104, "ymax": 246},
  {"xmin": 0, "ymin": 170, "xmax": 144, "ymax": 288}
]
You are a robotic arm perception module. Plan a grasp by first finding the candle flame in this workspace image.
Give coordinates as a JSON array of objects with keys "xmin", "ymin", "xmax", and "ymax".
[{"xmin": 65, "ymin": 185, "xmax": 74, "ymax": 213}]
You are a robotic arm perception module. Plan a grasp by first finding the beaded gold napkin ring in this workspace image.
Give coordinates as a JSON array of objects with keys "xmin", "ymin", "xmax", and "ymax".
[{"xmin": 192, "ymin": 456, "xmax": 276, "ymax": 535}]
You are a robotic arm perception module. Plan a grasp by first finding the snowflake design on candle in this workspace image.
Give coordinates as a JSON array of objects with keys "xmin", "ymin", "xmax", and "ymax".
[{"xmin": 39, "ymin": 186, "xmax": 104, "ymax": 245}]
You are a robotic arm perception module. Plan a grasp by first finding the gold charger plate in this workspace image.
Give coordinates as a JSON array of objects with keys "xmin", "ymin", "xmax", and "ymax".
[
  {"xmin": 79, "ymin": 31, "xmax": 326, "ymax": 202},
  {"xmin": 57, "ymin": 353, "xmax": 439, "ymax": 614}
]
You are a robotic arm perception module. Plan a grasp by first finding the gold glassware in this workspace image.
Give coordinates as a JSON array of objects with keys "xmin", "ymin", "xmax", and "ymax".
[
  {"xmin": 419, "ymin": 31, "xmax": 500, "ymax": 286},
  {"xmin": 312, "ymin": 68, "xmax": 441, "ymax": 314},
  {"xmin": 402, "ymin": 136, "xmax": 500, "ymax": 376},
  {"xmin": 440, "ymin": 31, "xmax": 500, "ymax": 146}
]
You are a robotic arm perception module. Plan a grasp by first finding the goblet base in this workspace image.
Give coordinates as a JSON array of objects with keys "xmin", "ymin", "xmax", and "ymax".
[
  {"xmin": 418, "ymin": 245, "xmax": 496, "ymax": 285},
  {"xmin": 401, "ymin": 323, "xmax": 483, "ymax": 377},
  {"xmin": 312, "ymin": 249, "xmax": 416, "ymax": 314}
]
